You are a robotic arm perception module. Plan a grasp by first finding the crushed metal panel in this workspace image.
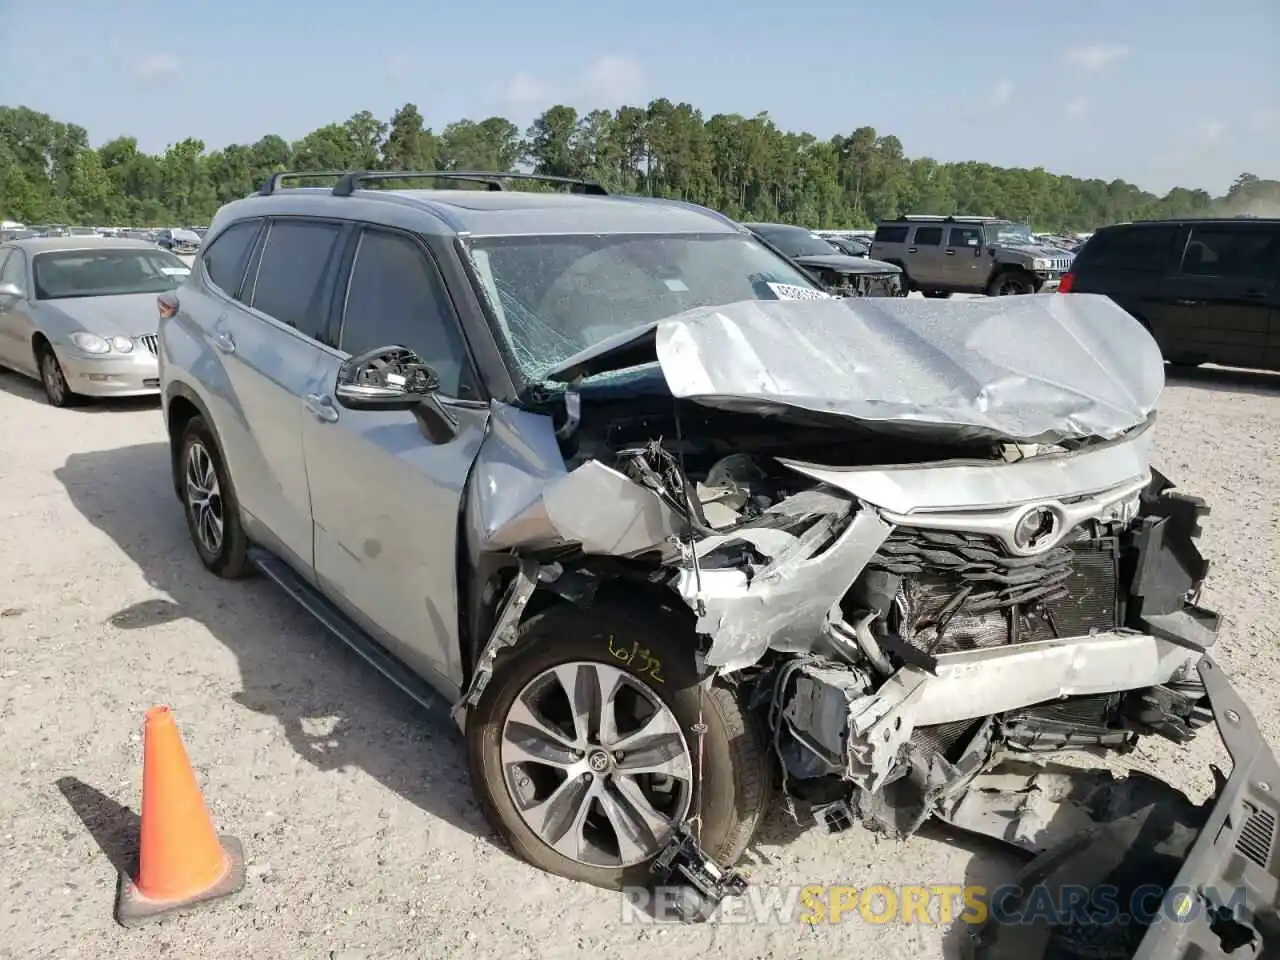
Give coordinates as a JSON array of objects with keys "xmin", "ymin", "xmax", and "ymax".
[
  {"xmin": 653, "ymin": 294, "xmax": 1164, "ymax": 444},
  {"xmin": 679, "ymin": 507, "xmax": 894, "ymax": 672},
  {"xmin": 467, "ymin": 401, "xmax": 682, "ymax": 557}
]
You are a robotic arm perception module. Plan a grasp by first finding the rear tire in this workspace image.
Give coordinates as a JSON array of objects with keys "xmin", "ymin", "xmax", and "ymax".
[
  {"xmin": 178, "ymin": 415, "xmax": 252, "ymax": 578},
  {"xmin": 467, "ymin": 598, "xmax": 772, "ymax": 890}
]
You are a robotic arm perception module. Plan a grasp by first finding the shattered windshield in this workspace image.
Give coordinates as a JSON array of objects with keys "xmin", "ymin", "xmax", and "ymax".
[
  {"xmin": 755, "ymin": 226, "xmax": 841, "ymax": 258},
  {"xmin": 466, "ymin": 232, "xmax": 824, "ymax": 380},
  {"xmin": 993, "ymin": 222, "xmax": 1034, "ymax": 245}
]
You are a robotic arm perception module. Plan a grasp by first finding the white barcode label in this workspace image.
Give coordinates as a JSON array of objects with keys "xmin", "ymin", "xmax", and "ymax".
[{"xmin": 767, "ymin": 282, "xmax": 832, "ymax": 300}]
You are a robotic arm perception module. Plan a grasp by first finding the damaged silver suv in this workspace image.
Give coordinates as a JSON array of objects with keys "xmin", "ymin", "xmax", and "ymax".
[{"xmin": 159, "ymin": 170, "xmax": 1280, "ymax": 953}]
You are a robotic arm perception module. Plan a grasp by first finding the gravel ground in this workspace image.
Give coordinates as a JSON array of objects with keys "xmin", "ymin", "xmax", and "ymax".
[{"xmin": 1, "ymin": 357, "xmax": 1277, "ymax": 960}]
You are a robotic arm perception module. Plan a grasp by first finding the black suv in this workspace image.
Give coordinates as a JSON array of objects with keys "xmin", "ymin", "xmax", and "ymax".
[{"xmin": 1062, "ymin": 217, "xmax": 1280, "ymax": 371}]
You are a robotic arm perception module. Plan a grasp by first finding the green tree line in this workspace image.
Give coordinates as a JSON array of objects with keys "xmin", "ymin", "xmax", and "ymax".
[{"xmin": 2, "ymin": 101, "xmax": 1276, "ymax": 230}]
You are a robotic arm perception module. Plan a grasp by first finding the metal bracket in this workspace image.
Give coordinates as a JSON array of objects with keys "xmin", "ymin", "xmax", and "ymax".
[
  {"xmin": 649, "ymin": 822, "xmax": 749, "ymax": 923},
  {"xmin": 452, "ymin": 559, "xmax": 543, "ymax": 729}
]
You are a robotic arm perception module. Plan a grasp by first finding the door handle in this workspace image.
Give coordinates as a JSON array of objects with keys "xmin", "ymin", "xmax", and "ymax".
[
  {"xmin": 907, "ymin": 247, "xmax": 918, "ymax": 253},
  {"xmin": 944, "ymin": 249, "xmax": 956, "ymax": 256},
  {"xmin": 1173, "ymin": 298, "xmax": 1201, "ymax": 307},
  {"xmin": 304, "ymin": 393, "xmax": 339, "ymax": 423},
  {"xmin": 212, "ymin": 331, "xmax": 235, "ymax": 353},
  {"xmin": 1241, "ymin": 290, "xmax": 1267, "ymax": 300}
]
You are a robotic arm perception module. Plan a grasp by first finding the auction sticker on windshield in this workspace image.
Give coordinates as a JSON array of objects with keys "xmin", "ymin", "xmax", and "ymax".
[
  {"xmin": 767, "ymin": 282, "xmax": 833, "ymax": 300},
  {"xmin": 160, "ymin": 267, "xmax": 191, "ymax": 276}
]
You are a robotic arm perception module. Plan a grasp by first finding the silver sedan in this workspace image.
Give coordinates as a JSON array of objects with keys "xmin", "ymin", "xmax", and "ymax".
[{"xmin": 0, "ymin": 237, "xmax": 191, "ymax": 406}]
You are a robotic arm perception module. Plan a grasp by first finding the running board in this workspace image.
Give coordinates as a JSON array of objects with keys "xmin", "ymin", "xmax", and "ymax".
[{"xmin": 247, "ymin": 547, "xmax": 452, "ymax": 724}]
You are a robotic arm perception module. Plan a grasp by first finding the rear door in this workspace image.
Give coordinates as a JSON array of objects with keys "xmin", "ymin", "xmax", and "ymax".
[
  {"xmin": 221, "ymin": 217, "xmax": 351, "ymax": 576},
  {"xmin": 301, "ymin": 224, "xmax": 489, "ymax": 692},
  {"xmin": 1157, "ymin": 222, "xmax": 1278, "ymax": 368},
  {"xmin": 907, "ymin": 225, "xmax": 946, "ymax": 288},
  {"xmin": 945, "ymin": 224, "xmax": 986, "ymax": 288}
]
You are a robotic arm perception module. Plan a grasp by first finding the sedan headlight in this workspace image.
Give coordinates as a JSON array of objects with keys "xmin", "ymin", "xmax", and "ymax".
[
  {"xmin": 68, "ymin": 332, "xmax": 135, "ymax": 354},
  {"xmin": 69, "ymin": 332, "xmax": 110, "ymax": 354}
]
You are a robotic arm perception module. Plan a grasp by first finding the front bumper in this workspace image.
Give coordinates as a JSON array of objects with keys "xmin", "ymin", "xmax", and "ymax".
[
  {"xmin": 59, "ymin": 346, "xmax": 160, "ymax": 397},
  {"xmin": 1034, "ymin": 271, "xmax": 1064, "ymax": 290},
  {"xmin": 969, "ymin": 658, "xmax": 1280, "ymax": 959}
]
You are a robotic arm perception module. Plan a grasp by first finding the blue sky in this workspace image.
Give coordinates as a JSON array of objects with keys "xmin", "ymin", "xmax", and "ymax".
[{"xmin": 2, "ymin": 0, "xmax": 1276, "ymax": 196}]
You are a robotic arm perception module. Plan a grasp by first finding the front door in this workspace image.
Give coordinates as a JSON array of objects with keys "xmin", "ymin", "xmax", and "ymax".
[
  {"xmin": 945, "ymin": 225, "xmax": 987, "ymax": 289},
  {"xmin": 302, "ymin": 225, "xmax": 489, "ymax": 694},
  {"xmin": 0, "ymin": 249, "xmax": 36, "ymax": 374}
]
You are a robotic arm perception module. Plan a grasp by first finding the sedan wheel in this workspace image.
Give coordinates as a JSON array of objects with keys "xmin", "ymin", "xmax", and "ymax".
[
  {"xmin": 38, "ymin": 346, "xmax": 78, "ymax": 407},
  {"xmin": 500, "ymin": 660, "xmax": 694, "ymax": 868}
]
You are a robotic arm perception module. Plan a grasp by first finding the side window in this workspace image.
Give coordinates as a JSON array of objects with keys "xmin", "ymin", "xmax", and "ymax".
[
  {"xmin": 874, "ymin": 225, "xmax": 909, "ymax": 244},
  {"xmin": 249, "ymin": 220, "xmax": 344, "ymax": 339},
  {"xmin": 202, "ymin": 220, "xmax": 262, "ymax": 298},
  {"xmin": 949, "ymin": 226, "xmax": 982, "ymax": 248},
  {"xmin": 338, "ymin": 228, "xmax": 477, "ymax": 398},
  {"xmin": 1, "ymin": 250, "xmax": 24, "ymax": 286},
  {"xmin": 913, "ymin": 226, "xmax": 943, "ymax": 246},
  {"xmin": 1179, "ymin": 226, "xmax": 1278, "ymax": 281},
  {"xmin": 1076, "ymin": 226, "xmax": 1177, "ymax": 272}
]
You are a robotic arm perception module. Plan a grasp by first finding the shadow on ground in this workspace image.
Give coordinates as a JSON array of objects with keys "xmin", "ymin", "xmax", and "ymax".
[
  {"xmin": 1165, "ymin": 363, "xmax": 1280, "ymax": 397},
  {"xmin": 0, "ymin": 367, "xmax": 163, "ymax": 413},
  {"xmin": 57, "ymin": 776, "xmax": 142, "ymax": 879},
  {"xmin": 55, "ymin": 441, "xmax": 495, "ymax": 855}
]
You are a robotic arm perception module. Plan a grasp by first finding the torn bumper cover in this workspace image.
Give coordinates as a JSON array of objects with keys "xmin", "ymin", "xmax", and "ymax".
[{"xmin": 967, "ymin": 658, "xmax": 1280, "ymax": 960}]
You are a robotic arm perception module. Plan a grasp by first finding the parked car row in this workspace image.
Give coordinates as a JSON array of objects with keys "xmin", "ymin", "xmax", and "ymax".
[
  {"xmin": 0, "ymin": 223, "xmax": 209, "ymax": 247},
  {"xmin": 1, "ymin": 169, "xmax": 1276, "ymax": 955}
]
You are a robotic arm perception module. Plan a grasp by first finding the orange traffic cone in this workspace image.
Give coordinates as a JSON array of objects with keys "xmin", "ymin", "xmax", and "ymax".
[{"xmin": 115, "ymin": 705, "xmax": 245, "ymax": 927}]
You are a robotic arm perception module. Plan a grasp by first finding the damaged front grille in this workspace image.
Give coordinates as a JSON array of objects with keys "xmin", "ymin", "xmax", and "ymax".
[{"xmin": 867, "ymin": 528, "xmax": 1118, "ymax": 655}]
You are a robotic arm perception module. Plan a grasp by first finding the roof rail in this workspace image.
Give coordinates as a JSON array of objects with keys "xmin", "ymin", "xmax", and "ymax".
[
  {"xmin": 330, "ymin": 170, "xmax": 610, "ymax": 197},
  {"xmin": 258, "ymin": 171, "xmax": 352, "ymax": 195},
  {"xmin": 900, "ymin": 214, "xmax": 1004, "ymax": 223}
]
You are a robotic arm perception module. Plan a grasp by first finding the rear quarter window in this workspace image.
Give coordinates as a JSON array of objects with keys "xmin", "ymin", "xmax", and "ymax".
[
  {"xmin": 1073, "ymin": 225, "xmax": 1179, "ymax": 273},
  {"xmin": 873, "ymin": 225, "xmax": 909, "ymax": 244}
]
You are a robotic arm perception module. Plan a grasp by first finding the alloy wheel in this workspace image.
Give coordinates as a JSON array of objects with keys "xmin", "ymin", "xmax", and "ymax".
[
  {"xmin": 184, "ymin": 441, "xmax": 224, "ymax": 557},
  {"xmin": 500, "ymin": 661, "xmax": 694, "ymax": 867}
]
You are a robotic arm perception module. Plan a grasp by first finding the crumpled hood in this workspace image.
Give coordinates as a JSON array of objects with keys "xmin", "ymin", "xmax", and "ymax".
[
  {"xmin": 41, "ymin": 293, "xmax": 165, "ymax": 338},
  {"xmin": 790, "ymin": 253, "xmax": 902, "ymax": 275},
  {"xmin": 545, "ymin": 293, "xmax": 1164, "ymax": 445}
]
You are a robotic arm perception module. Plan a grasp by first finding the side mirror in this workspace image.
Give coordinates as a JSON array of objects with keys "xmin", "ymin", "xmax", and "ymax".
[
  {"xmin": 334, "ymin": 345, "xmax": 438, "ymax": 411},
  {"xmin": 0, "ymin": 281, "xmax": 24, "ymax": 299}
]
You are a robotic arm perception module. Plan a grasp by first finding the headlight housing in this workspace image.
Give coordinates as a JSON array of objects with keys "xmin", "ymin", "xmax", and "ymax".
[
  {"xmin": 68, "ymin": 332, "xmax": 135, "ymax": 354},
  {"xmin": 1032, "ymin": 258, "xmax": 1050, "ymax": 271},
  {"xmin": 69, "ymin": 332, "xmax": 110, "ymax": 354}
]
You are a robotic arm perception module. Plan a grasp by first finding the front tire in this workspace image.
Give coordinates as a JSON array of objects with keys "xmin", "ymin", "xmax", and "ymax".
[
  {"xmin": 987, "ymin": 270, "xmax": 1036, "ymax": 296},
  {"xmin": 178, "ymin": 415, "xmax": 251, "ymax": 578},
  {"xmin": 37, "ymin": 343, "xmax": 81, "ymax": 407},
  {"xmin": 468, "ymin": 598, "xmax": 771, "ymax": 890}
]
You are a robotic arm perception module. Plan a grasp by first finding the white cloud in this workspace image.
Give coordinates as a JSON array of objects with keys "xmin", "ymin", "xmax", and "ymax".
[
  {"xmin": 135, "ymin": 53, "xmax": 179, "ymax": 80},
  {"xmin": 1063, "ymin": 43, "xmax": 1129, "ymax": 72},
  {"xmin": 1065, "ymin": 98, "xmax": 1090, "ymax": 120},
  {"xmin": 581, "ymin": 55, "xmax": 645, "ymax": 105},
  {"xmin": 988, "ymin": 79, "xmax": 1015, "ymax": 108},
  {"xmin": 502, "ymin": 71, "xmax": 551, "ymax": 108},
  {"xmin": 1154, "ymin": 120, "xmax": 1228, "ymax": 171}
]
